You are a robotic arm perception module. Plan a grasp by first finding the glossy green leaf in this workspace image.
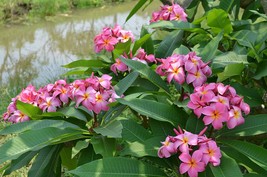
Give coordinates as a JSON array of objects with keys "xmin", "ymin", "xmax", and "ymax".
[
  {"xmin": 232, "ymin": 30, "xmax": 257, "ymax": 48},
  {"xmin": 60, "ymin": 146, "xmax": 77, "ymax": 170},
  {"xmin": 68, "ymin": 157, "xmax": 166, "ymax": 177},
  {"xmin": 120, "ymin": 136, "xmax": 164, "ymax": 157},
  {"xmin": 254, "ymin": 60, "xmax": 267, "ymax": 80},
  {"xmin": 243, "ymin": 174, "xmax": 267, "ymax": 177},
  {"xmin": 58, "ymin": 106, "xmax": 88, "ymax": 122},
  {"xmin": 173, "ymin": 45, "xmax": 190, "ymax": 55},
  {"xmin": 140, "ymin": 27, "xmax": 154, "ymax": 54},
  {"xmin": 210, "ymin": 152, "xmax": 243, "ymax": 177},
  {"xmin": 149, "ymin": 20, "xmax": 204, "ymax": 33},
  {"xmin": 125, "ymin": 0, "xmax": 153, "ymax": 22},
  {"xmin": 155, "ymin": 30, "xmax": 183, "ymax": 58},
  {"xmin": 120, "ymin": 57, "xmax": 170, "ymax": 94},
  {"xmin": 117, "ymin": 97, "xmax": 186, "ymax": 126},
  {"xmin": 0, "ymin": 127, "xmax": 85, "ymax": 164},
  {"xmin": 114, "ymin": 71, "xmax": 139, "ymax": 96},
  {"xmin": 222, "ymin": 140, "xmax": 267, "ymax": 171},
  {"xmin": 4, "ymin": 151, "xmax": 38, "ymax": 175},
  {"xmin": 91, "ymin": 135, "xmax": 116, "ymax": 157},
  {"xmin": 149, "ymin": 119, "xmax": 174, "ymax": 137},
  {"xmin": 62, "ymin": 60, "xmax": 106, "ymax": 68},
  {"xmin": 217, "ymin": 63, "xmax": 245, "ymax": 82},
  {"xmin": 212, "ymin": 51, "xmax": 248, "ymax": 69},
  {"xmin": 219, "ymin": 0, "xmax": 236, "ymax": 12},
  {"xmin": 113, "ymin": 39, "xmax": 132, "ymax": 58},
  {"xmin": 0, "ymin": 119, "xmax": 80, "ymax": 135},
  {"xmin": 132, "ymin": 34, "xmax": 152, "ymax": 55},
  {"xmin": 218, "ymin": 114, "xmax": 267, "ymax": 137},
  {"xmin": 199, "ymin": 32, "xmax": 223, "ymax": 62},
  {"xmin": 222, "ymin": 147, "xmax": 267, "ymax": 175},
  {"xmin": 207, "ymin": 9, "xmax": 233, "ymax": 34},
  {"xmin": 72, "ymin": 140, "xmax": 89, "ymax": 159},
  {"xmin": 16, "ymin": 100, "xmax": 42, "ymax": 119},
  {"xmin": 28, "ymin": 145, "xmax": 62, "ymax": 177},
  {"xmin": 120, "ymin": 119, "xmax": 152, "ymax": 143},
  {"xmin": 62, "ymin": 68, "xmax": 88, "ymax": 76},
  {"xmin": 185, "ymin": 114, "xmax": 205, "ymax": 134},
  {"xmin": 93, "ymin": 119, "xmax": 122, "ymax": 138}
]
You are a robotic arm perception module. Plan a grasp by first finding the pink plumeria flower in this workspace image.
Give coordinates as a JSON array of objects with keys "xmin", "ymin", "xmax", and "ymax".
[
  {"xmin": 99, "ymin": 35, "xmax": 118, "ymax": 52},
  {"xmin": 227, "ymin": 106, "xmax": 245, "ymax": 129},
  {"xmin": 169, "ymin": 4, "xmax": 187, "ymax": 21},
  {"xmin": 199, "ymin": 141, "xmax": 222, "ymax": 166},
  {"xmin": 158, "ymin": 136, "xmax": 177, "ymax": 158},
  {"xmin": 179, "ymin": 150, "xmax": 205, "ymax": 177},
  {"xmin": 166, "ymin": 62, "xmax": 185, "ymax": 84},
  {"xmin": 39, "ymin": 96, "xmax": 61, "ymax": 112},
  {"xmin": 202, "ymin": 103, "xmax": 228, "ymax": 130},
  {"xmin": 93, "ymin": 91, "xmax": 109, "ymax": 114},
  {"xmin": 75, "ymin": 87, "xmax": 96, "ymax": 110},
  {"xmin": 187, "ymin": 93, "xmax": 206, "ymax": 118},
  {"xmin": 53, "ymin": 85, "xmax": 70, "ymax": 103},
  {"xmin": 210, "ymin": 95, "xmax": 230, "ymax": 109},
  {"xmin": 174, "ymin": 131, "xmax": 198, "ymax": 153},
  {"xmin": 186, "ymin": 69, "xmax": 207, "ymax": 88},
  {"xmin": 9, "ymin": 110, "xmax": 30, "ymax": 123},
  {"xmin": 110, "ymin": 58, "xmax": 128, "ymax": 75},
  {"xmin": 118, "ymin": 30, "xmax": 134, "ymax": 43},
  {"xmin": 98, "ymin": 74, "xmax": 112, "ymax": 89}
]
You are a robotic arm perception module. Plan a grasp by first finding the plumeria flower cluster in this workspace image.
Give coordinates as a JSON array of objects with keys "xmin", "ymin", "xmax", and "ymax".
[
  {"xmin": 2, "ymin": 74, "xmax": 119, "ymax": 123},
  {"xmin": 150, "ymin": 3, "xmax": 187, "ymax": 23},
  {"xmin": 187, "ymin": 83, "xmax": 250, "ymax": 130},
  {"xmin": 156, "ymin": 52, "xmax": 212, "ymax": 87},
  {"xmin": 94, "ymin": 24, "xmax": 134, "ymax": 53},
  {"xmin": 158, "ymin": 127, "xmax": 221, "ymax": 177},
  {"xmin": 111, "ymin": 48, "xmax": 157, "ymax": 75}
]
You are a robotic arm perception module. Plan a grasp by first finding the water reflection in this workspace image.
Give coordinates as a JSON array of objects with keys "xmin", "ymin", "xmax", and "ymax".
[{"xmin": 0, "ymin": 1, "xmax": 160, "ymax": 88}]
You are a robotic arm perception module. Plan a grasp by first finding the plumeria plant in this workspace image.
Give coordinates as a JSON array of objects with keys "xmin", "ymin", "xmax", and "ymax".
[{"xmin": 1, "ymin": 0, "xmax": 267, "ymax": 177}]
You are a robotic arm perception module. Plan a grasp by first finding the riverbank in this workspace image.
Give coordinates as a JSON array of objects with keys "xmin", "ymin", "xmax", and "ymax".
[{"xmin": 0, "ymin": 0, "xmax": 132, "ymax": 24}]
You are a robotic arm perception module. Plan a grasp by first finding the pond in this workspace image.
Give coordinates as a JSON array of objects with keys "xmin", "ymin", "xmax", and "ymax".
[{"xmin": 0, "ymin": 1, "xmax": 161, "ymax": 90}]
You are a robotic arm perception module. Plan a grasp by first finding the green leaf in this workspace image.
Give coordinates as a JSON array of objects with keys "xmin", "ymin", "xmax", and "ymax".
[
  {"xmin": 173, "ymin": 45, "xmax": 190, "ymax": 55},
  {"xmin": 93, "ymin": 119, "xmax": 122, "ymax": 138},
  {"xmin": 125, "ymin": 0, "xmax": 152, "ymax": 22},
  {"xmin": 120, "ymin": 119, "xmax": 152, "ymax": 143},
  {"xmin": 149, "ymin": 119, "xmax": 174, "ymax": 137},
  {"xmin": 140, "ymin": 26, "xmax": 154, "ymax": 54},
  {"xmin": 91, "ymin": 135, "xmax": 116, "ymax": 157},
  {"xmin": 149, "ymin": 20, "xmax": 205, "ymax": 33},
  {"xmin": 254, "ymin": 60, "xmax": 267, "ymax": 80},
  {"xmin": 185, "ymin": 114, "xmax": 205, "ymax": 134},
  {"xmin": 212, "ymin": 51, "xmax": 248, "ymax": 69},
  {"xmin": 62, "ymin": 68, "xmax": 88, "ymax": 76},
  {"xmin": 77, "ymin": 144, "xmax": 101, "ymax": 166},
  {"xmin": 121, "ymin": 136, "xmax": 164, "ymax": 157},
  {"xmin": 58, "ymin": 106, "xmax": 88, "ymax": 122},
  {"xmin": 62, "ymin": 60, "xmax": 106, "ymax": 68},
  {"xmin": 72, "ymin": 140, "xmax": 89, "ymax": 159},
  {"xmin": 16, "ymin": 100, "xmax": 42, "ymax": 119},
  {"xmin": 68, "ymin": 157, "xmax": 166, "ymax": 177},
  {"xmin": 207, "ymin": 9, "xmax": 233, "ymax": 34},
  {"xmin": 210, "ymin": 152, "xmax": 243, "ymax": 177},
  {"xmin": 0, "ymin": 127, "xmax": 85, "ymax": 164},
  {"xmin": 113, "ymin": 39, "xmax": 132, "ymax": 58},
  {"xmin": 155, "ymin": 30, "xmax": 183, "ymax": 58},
  {"xmin": 120, "ymin": 57, "xmax": 170, "ymax": 94},
  {"xmin": 114, "ymin": 71, "xmax": 139, "ymax": 96},
  {"xmin": 60, "ymin": 146, "xmax": 77, "ymax": 170},
  {"xmin": 222, "ymin": 140, "xmax": 267, "ymax": 171},
  {"xmin": 219, "ymin": 0, "xmax": 236, "ymax": 12},
  {"xmin": 4, "ymin": 151, "xmax": 38, "ymax": 175},
  {"xmin": 232, "ymin": 30, "xmax": 257, "ymax": 48},
  {"xmin": 28, "ymin": 145, "xmax": 62, "ymax": 177},
  {"xmin": 0, "ymin": 120, "xmax": 80, "ymax": 135},
  {"xmin": 217, "ymin": 63, "xmax": 245, "ymax": 82},
  {"xmin": 222, "ymin": 147, "xmax": 267, "ymax": 175},
  {"xmin": 132, "ymin": 34, "xmax": 152, "ymax": 55},
  {"xmin": 217, "ymin": 114, "xmax": 267, "ymax": 137},
  {"xmin": 117, "ymin": 97, "xmax": 186, "ymax": 126},
  {"xmin": 199, "ymin": 32, "xmax": 223, "ymax": 62}
]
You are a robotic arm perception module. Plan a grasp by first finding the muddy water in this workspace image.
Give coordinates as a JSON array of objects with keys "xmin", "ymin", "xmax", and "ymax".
[{"xmin": 0, "ymin": 1, "xmax": 160, "ymax": 89}]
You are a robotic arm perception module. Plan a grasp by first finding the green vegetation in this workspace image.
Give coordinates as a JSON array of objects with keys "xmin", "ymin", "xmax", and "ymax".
[{"xmin": 0, "ymin": 0, "xmax": 130, "ymax": 23}]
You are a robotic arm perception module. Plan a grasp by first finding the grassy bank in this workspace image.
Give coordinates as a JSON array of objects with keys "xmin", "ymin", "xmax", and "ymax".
[{"xmin": 0, "ymin": 0, "xmax": 130, "ymax": 24}]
